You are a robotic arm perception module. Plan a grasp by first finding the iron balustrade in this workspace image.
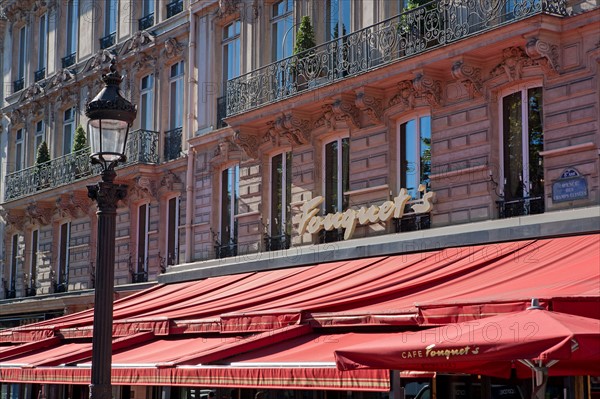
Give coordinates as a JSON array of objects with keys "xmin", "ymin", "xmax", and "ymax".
[
  {"xmin": 34, "ymin": 68, "xmax": 46, "ymax": 82},
  {"xmin": 164, "ymin": 127, "xmax": 183, "ymax": 161},
  {"xmin": 497, "ymin": 196, "xmax": 545, "ymax": 219},
  {"xmin": 394, "ymin": 213, "xmax": 431, "ymax": 233},
  {"xmin": 215, "ymin": 239, "xmax": 238, "ymax": 259},
  {"xmin": 226, "ymin": 0, "xmax": 567, "ymax": 117},
  {"xmin": 100, "ymin": 33, "xmax": 116, "ymax": 49},
  {"xmin": 139, "ymin": 13, "xmax": 154, "ymax": 31},
  {"xmin": 264, "ymin": 233, "xmax": 291, "ymax": 252},
  {"xmin": 62, "ymin": 52, "xmax": 76, "ymax": 68},
  {"xmin": 4, "ymin": 129, "xmax": 159, "ymax": 201},
  {"xmin": 166, "ymin": 0, "xmax": 183, "ymax": 18},
  {"xmin": 13, "ymin": 78, "xmax": 24, "ymax": 93}
]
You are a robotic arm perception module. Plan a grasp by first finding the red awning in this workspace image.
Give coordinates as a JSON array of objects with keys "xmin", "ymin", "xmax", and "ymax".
[{"xmin": 6, "ymin": 234, "xmax": 599, "ymax": 341}]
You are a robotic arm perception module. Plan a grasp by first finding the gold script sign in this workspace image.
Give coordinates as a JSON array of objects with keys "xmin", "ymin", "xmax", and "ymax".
[{"xmin": 298, "ymin": 187, "xmax": 435, "ymax": 240}]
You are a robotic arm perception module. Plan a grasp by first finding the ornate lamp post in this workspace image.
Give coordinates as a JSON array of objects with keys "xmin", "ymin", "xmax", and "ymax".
[{"xmin": 86, "ymin": 58, "xmax": 136, "ymax": 399}]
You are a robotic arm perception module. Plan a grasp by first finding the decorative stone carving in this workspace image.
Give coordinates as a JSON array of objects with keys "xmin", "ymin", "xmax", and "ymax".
[
  {"xmin": 8, "ymin": 109, "xmax": 24, "ymax": 125},
  {"xmin": 331, "ymin": 98, "xmax": 361, "ymax": 129},
  {"xmin": 270, "ymin": 112, "xmax": 312, "ymax": 146},
  {"xmin": 163, "ymin": 37, "xmax": 184, "ymax": 59},
  {"xmin": 24, "ymin": 202, "xmax": 52, "ymax": 226},
  {"xmin": 355, "ymin": 87, "xmax": 383, "ymax": 124},
  {"xmin": 218, "ymin": 0, "xmax": 241, "ymax": 16},
  {"xmin": 388, "ymin": 80, "xmax": 416, "ymax": 110},
  {"xmin": 82, "ymin": 49, "xmax": 114, "ymax": 73},
  {"xmin": 491, "ymin": 46, "xmax": 534, "ymax": 82},
  {"xmin": 232, "ymin": 130, "xmax": 260, "ymax": 158},
  {"xmin": 526, "ymin": 37, "xmax": 560, "ymax": 76},
  {"xmin": 121, "ymin": 30, "xmax": 155, "ymax": 55},
  {"xmin": 451, "ymin": 61, "xmax": 483, "ymax": 98},
  {"xmin": 133, "ymin": 52, "xmax": 156, "ymax": 71},
  {"xmin": 413, "ymin": 73, "xmax": 442, "ymax": 107},
  {"xmin": 159, "ymin": 171, "xmax": 183, "ymax": 194},
  {"xmin": 18, "ymin": 83, "xmax": 46, "ymax": 104},
  {"xmin": 314, "ymin": 106, "xmax": 335, "ymax": 129},
  {"xmin": 54, "ymin": 195, "xmax": 87, "ymax": 220},
  {"xmin": 0, "ymin": 208, "xmax": 24, "ymax": 233},
  {"xmin": 47, "ymin": 68, "xmax": 76, "ymax": 90},
  {"xmin": 212, "ymin": 138, "xmax": 239, "ymax": 161}
]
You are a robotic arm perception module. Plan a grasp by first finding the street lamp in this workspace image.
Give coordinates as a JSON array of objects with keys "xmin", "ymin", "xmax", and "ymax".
[{"xmin": 86, "ymin": 58, "xmax": 136, "ymax": 399}]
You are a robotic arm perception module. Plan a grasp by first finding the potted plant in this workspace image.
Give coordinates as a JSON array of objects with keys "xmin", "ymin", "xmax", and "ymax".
[
  {"xmin": 72, "ymin": 124, "xmax": 89, "ymax": 177},
  {"xmin": 35, "ymin": 141, "xmax": 50, "ymax": 190},
  {"xmin": 293, "ymin": 16, "xmax": 317, "ymax": 90}
]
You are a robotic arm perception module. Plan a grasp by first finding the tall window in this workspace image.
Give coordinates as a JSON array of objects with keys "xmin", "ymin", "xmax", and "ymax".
[
  {"xmin": 66, "ymin": 0, "xmax": 78, "ymax": 56},
  {"xmin": 324, "ymin": 137, "xmax": 350, "ymax": 214},
  {"xmin": 9, "ymin": 235, "xmax": 19, "ymax": 297},
  {"xmin": 105, "ymin": 0, "xmax": 117, "ymax": 36},
  {"xmin": 142, "ymin": 0, "xmax": 154, "ymax": 18},
  {"xmin": 57, "ymin": 222, "xmax": 70, "ymax": 292},
  {"xmin": 18, "ymin": 26, "xmax": 27, "ymax": 81},
  {"xmin": 222, "ymin": 20, "xmax": 241, "ymax": 91},
  {"xmin": 326, "ymin": 0, "xmax": 351, "ymax": 40},
  {"xmin": 398, "ymin": 115, "xmax": 431, "ymax": 198},
  {"xmin": 270, "ymin": 152, "xmax": 292, "ymax": 250},
  {"xmin": 220, "ymin": 165, "xmax": 239, "ymax": 257},
  {"xmin": 140, "ymin": 74, "xmax": 154, "ymax": 130},
  {"xmin": 15, "ymin": 128, "xmax": 25, "ymax": 171},
  {"xmin": 169, "ymin": 62, "xmax": 184, "ymax": 130},
  {"xmin": 166, "ymin": 197, "xmax": 180, "ymax": 265},
  {"xmin": 271, "ymin": 0, "xmax": 294, "ymax": 61},
  {"xmin": 29, "ymin": 229, "xmax": 39, "ymax": 296},
  {"xmin": 37, "ymin": 14, "xmax": 48, "ymax": 78},
  {"xmin": 136, "ymin": 204, "xmax": 149, "ymax": 282},
  {"xmin": 63, "ymin": 108, "xmax": 75, "ymax": 154},
  {"xmin": 34, "ymin": 121, "xmax": 45, "ymax": 160},
  {"xmin": 501, "ymin": 87, "xmax": 544, "ymax": 201}
]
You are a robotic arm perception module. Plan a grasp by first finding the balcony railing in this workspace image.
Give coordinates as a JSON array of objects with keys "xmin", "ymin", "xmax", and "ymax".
[
  {"xmin": 4, "ymin": 129, "xmax": 160, "ymax": 202},
  {"xmin": 264, "ymin": 233, "xmax": 290, "ymax": 252},
  {"xmin": 139, "ymin": 13, "xmax": 154, "ymax": 31},
  {"xmin": 34, "ymin": 68, "xmax": 46, "ymax": 82},
  {"xmin": 226, "ymin": 0, "xmax": 567, "ymax": 117},
  {"xmin": 166, "ymin": 0, "xmax": 183, "ymax": 18},
  {"xmin": 62, "ymin": 52, "xmax": 76, "ymax": 69},
  {"xmin": 215, "ymin": 240, "xmax": 237, "ymax": 259},
  {"xmin": 497, "ymin": 196, "xmax": 545, "ymax": 219},
  {"xmin": 13, "ymin": 78, "xmax": 24, "ymax": 93},
  {"xmin": 100, "ymin": 33, "xmax": 116, "ymax": 49},
  {"xmin": 164, "ymin": 127, "xmax": 183, "ymax": 161}
]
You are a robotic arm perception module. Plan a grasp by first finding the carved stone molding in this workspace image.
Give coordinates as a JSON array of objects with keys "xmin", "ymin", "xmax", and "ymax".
[
  {"xmin": 388, "ymin": 80, "xmax": 416, "ymax": 110},
  {"xmin": 271, "ymin": 112, "xmax": 312, "ymax": 146},
  {"xmin": 54, "ymin": 194, "xmax": 87, "ymax": 220},
  {"xmin": 218, "ymin": 0, "xmax": 241, "ymax": 17},
  {"xmin": 47, "ymin": 68, "xmax": 76, "ymax": 91},
  {"xmin": 526, "ymin": 37, "xmax": 560, "ymax": 76},
  {"xmin": 18, "ymin": 83, "xmax": 46, "ymax": 105},
  {"xmin": 211, "ymin": 137, "xmax": 241, "ymax": 164},
  {"xmin": 413, "ymin": 73, "xmax": 442, "ymax": 107},
  {"xmin": 331, "ymin": 98, "xmax": 361, "ymax": 129},
  {"xmin": 8, "ymin": 109, "xmax": 24, "ymax": 125},
  {"xmin": 0, "ymin": 208, "xmax": 25, "ymax": 234},
  {"xmin": 133, "ymin": 52, "xmax": 156, "ymax": 71},
  {"xmin": 82, "ymin": 49, "xmax": 114, "ymax": 73},
  {"xmin": 163, "ymin": 38, "xmax": 184, "ymax": 59},
  {"xmin": 158, "ymin": 171, "xmax": 184, "ymax": 196},
  {"xmin": 233, "ymin": 130, "xmax": 260, "ymax": 159},
  {"xmin": 451, "ymin": 61, "xmax": 483, "ymax": 98},
  {"xmin": 54, "ymin": 89, "xmax": 79, "ymax": 112},
  {"xmin": 121, "ymin": 30, "xmax": 155, "ymax": 55},
  {"xmin": 491, "ymin": 46, "xmax": 535, "ymax": 82},
  {"xmin": 355, "ymin": 87, "xmax": 383, "ymax": 124},
  {"xmin": 24, "ymin": 202, "xmax": 53, "ymax": 226}
]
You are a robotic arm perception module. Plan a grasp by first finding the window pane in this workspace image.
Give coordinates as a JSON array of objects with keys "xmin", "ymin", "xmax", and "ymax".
[
  {"xmin": 39, "ymin": 15, "xmax": 47, "ymax": 70},
  {"xmin": 420, "ymin": 116, "xmax": 431, "ymax": 193},
  {"xmin": 138, "ymin": 204, "xmax": 148, "ymax": 273},
  {"xmin": 341, "ymin": 138, "xmax": 350, "ymax": 209},
  {"xmin": 167, "ymin": 197, "xmax": 179, "ymax": 265},
  {"xmin": 400, "ymin": 120, "xmax": 418, "ymax": 197},
  {"xmin": 528, "ymin": 87, "xmax": 544, "ymax": 198},
  {"xmin": 59, "ymin": 223, "xmax": 70, "ymax": 285},
  {"xmin": 271, "ymin": 153, "xmax": 283, "ymax": 236},
  {"xmin": 503, "ymin": 92, "xmax": 523, "ymax": 200},
  {"xmin": 19, "ymin": 27, "xmax": 26, "ymax": 78},
  {"xmin": 325, "ymin": 141, "xmax": 339, "ymax": 213}
]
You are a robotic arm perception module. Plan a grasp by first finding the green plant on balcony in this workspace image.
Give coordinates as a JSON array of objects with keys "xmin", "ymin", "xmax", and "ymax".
[
  {"xmin": 73, "ymin": 124, "xmax": 89, "ymax": 177},
  {"xmin": 35, "ymin": 141, "xmax": 50, "ymax": 190},
  {"xmin": 293, "ymin": 16, "xmax": 317, "ymax": 89}
]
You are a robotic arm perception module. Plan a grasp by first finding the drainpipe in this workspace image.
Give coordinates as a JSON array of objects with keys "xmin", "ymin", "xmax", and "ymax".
[{"xmin": 184, "ymin": 6, "xmax": 197, "ymax": 263}]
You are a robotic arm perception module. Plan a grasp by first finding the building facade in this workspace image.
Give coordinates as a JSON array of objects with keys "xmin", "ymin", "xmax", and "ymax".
[{"xmin": 0, "ymin": 0, "xmax": 599, "ymax": 397}]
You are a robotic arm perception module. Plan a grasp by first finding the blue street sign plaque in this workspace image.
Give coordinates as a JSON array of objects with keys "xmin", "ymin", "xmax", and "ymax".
[{"xmin": 552, "ymin": 168, "xmax": 588, "ymax": 203}]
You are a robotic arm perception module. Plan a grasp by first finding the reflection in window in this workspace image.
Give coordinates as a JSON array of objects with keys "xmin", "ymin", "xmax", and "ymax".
[
  {"xmin": 326, "ymin": 0, "xmax": 351, "ymax": 40},
  {"xmin": 140, "ymin": 74, "xmax": 154, "ymax": 130},
  {"xmin": 399, "ymin": 116, "xmax": 431, "ymax": 198},
  {"xmin": 15, "ymin": 128, "xmax": 25, "ymax": 171},
  {"xmin": 136, "ymin": 204, "xmax": 149, "ymax": 282},
  {"xmin": 270, "ymin": 152, "xmax": 292, "ymax": 250},
  {"xmin": 167, "ymin": 197, "xmax": 180, "ymax": 265},
  {"xmin": 220, "ymin": 165, "xmax": 240, "ymax": 257},
  {"xmin": 63, "ymin": 108, "xmax": 75, "ymax": 154},
  {"xmin": 324, "ymin": 137, "xmax": 350, "ymax": 215},
  {"xmin": 271, "ymin": 0, "xmax": 294, "ymax": 61},
  {"xmin": 222, "ymin": 20, "xmax": 241, "ymax": 91},
  {"xmin": 169, "ymin": 62, "xmax": 184, "ymax": 129}
]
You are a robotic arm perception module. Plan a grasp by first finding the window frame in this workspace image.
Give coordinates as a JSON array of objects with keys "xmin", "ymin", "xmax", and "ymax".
[
  {"xmin": 325, "ymin": 0, "xmax": 352, "ymax": 41},
  {"xmin": 30, "ymin": 229, "xmax": 39, "ymax": 289},
  {"xmin": 63, "ymin": 107, "xmax": 76, "ymax": 155},
  {"xmin": 269, "ymin": 150, "xmax": 292, "ymax": 238},
  {"xmin": 34, "ymin": 120, "xmax": 45, "ymax": 162},
  {"xmin": 105, "ymin": 0, "xmax": 118, "ymax": 36},
  {"xmin": 498, "ymin": 82, "xmax": 544, "ymax": 200},
  {"xmin": 166, "ymin": 196, "xmax": 180, "ymax": 266},
  {"xmin": 58, "ymin": 222, "xmax": 71, "ymax": 290},
  {"xmin": 222, "ymin": 20, "xmax": 241, "ymax": 91},
  {"xmin": 168, "ymin": 62, "xmax": 184, "ymax": 130},
  {"xmin": 18, "ymin": 25, "xmax": 27, "ymax": 81},
  {"xmin": 270, "ymin": 0, "xmax": 294, "ymax": 62},
  {"xmin": 396, "ymin": 114, "xmax": 432, "ymax": 198},
  {"xmin": 137, "ymin": 203, "xmax": 150, "ymax": 276},
  {"xmin": 38, "ymin": 13, "xmax": 48, "ymax": 72},
  {"xmin": 322, "ymin": 135, "xmax": 350, "ymax": 215},
  {"xmin": 15, "ymin": 128, "xmax": 25, "ymax": 172},
  {"xmin": 66, "ymin": 0, "xmax": 78, "ymax": 56},
  {"xmin": 10, "ymin": 234, "xmax": 19, "ymax": 292},
  {"xmin": 219, "ymin": 164, "xmax": 240, "ymax": 248},
  {"xmin": 140, "ymin": 73, "xmax": 154, "ymax": 130}
]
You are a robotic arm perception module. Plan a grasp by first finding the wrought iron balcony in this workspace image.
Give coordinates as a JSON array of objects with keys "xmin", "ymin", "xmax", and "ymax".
[
  {"xmin": 166, "ymin": 0, "xmax": 183, "ymax": 18},
  {"xmin": 34, "ymin": 68, "xmax": 46, "ymax": 82},
  {"xmin": 62, "ymin": 52, "xmax": 76, "ymax": 68},
  {"xmin": 13, "ymin": 78, "xmax": 24, "ymax": 93},
  {"xmin": 394, "ymin": 213, "xmax": 431, "ymax": 233},
  {"xmin": 139, "ymin": 13, "xmax": 154, "ymax": 31},
  {"xmin": 497, "ymin": 196, "xmax": 545, "ymax": 219},
  {"xmin": 4, "ymin": 129, "xmax": 160, "ymax": 202},
  {"xmin": 264, "ymin": 233, "xmax": 290, "ymax": 252},
  {"xmin": 100, "ymin": 32, "xmax": 116, "ymax": 49},
  {"xmin": 215, "ymin": 240, "xmax": 237, "ymax": 259},
  {"xmin": 164, "ymin": 127, "xmax": 183, "ymax": 162},
  {"xmin": 226, "ymin": 0, "xmax": 567, "ymax": 117}
]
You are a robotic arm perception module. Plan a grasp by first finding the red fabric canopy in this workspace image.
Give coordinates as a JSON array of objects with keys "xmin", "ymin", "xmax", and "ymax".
[{"xmin": 6, "ymin": 234, "xmax": 599, "ymax": 342}]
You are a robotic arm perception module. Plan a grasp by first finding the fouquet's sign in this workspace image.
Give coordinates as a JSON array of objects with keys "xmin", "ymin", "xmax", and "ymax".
[{"xmin": 298, "ymin": 187, "xmax": 435, "ymax": 240}]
